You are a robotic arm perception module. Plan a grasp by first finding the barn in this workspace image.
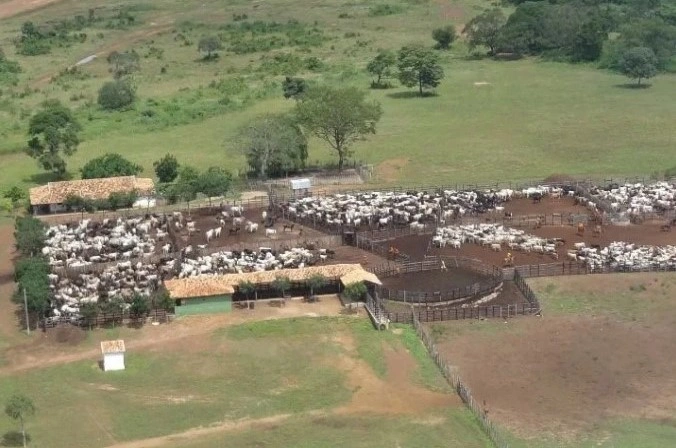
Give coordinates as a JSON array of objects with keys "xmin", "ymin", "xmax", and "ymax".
[
  {"xmin": 100, "ymin": 340, "xmax": 126, "ymax": 372},
  {"xmin": 163, "ymin": 264, "xmax": 381, "ymax": 315},
  {"xmin": 29, "ymin": 176, "xmax": 155, "ymax": 215}
]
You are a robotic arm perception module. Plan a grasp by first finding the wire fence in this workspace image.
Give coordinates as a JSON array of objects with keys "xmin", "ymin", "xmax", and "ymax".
[{"xmin": 412, "ymin": 312, "xmax": 510, "ymax": 448}]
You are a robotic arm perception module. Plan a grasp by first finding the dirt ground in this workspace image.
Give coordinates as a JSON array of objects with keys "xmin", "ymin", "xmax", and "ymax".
[
  {"xmin": 433, "ymin": 312, "xmax": 676, "ymax": 440},
  {"xmin": 0, "ymin": 295, "xmax": 345, "ymax": 375},
  {"xmin": 0, "ymin": 0, "xmax": 62, "ymax": 19},
  {"xmin": 172, "ymin": 206, "xmax": 329, "ymax": 250},
  {"xmin": 380, "ymin": 268, "xmax": 489, "ymax": 294}
]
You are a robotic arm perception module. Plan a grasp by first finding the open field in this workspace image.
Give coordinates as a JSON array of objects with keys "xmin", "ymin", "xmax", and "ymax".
[
  {"xmin": 0, "ymin": 312, "xmax": 492, "ymax": 448},
  {"xmin": 429, "ymin": 272, "xmax": 676, "ymax": 448},
  {"xmin": 0, "ymin": 0, "xmax": 673, "ymax": 190}
]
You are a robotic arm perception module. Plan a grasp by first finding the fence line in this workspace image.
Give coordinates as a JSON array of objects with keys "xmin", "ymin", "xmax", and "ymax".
[
  {"xmin": 41, "ymin": 308, "xmax": 171, "ymax": 329},
  {"xmin": 384, "ymin": 302, "xmax": 539, "ymax": 324},
  {"xmin": 411, "ymin": 312, "xmax": 509, "ymax": 448}
]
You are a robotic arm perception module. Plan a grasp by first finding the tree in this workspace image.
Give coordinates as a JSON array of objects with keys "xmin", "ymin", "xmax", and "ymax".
[
  {"xmin": 432, "ymin": 25, "xmax": 456, "ymax": 49},
  {"xmin": 239, "ymin": 113, "xmax": 308, "ymax": 179},
  {"xmin": 169, "ymin": 166, "xmax": 200, "ymax": 204},
  {"xmin": 80, "ymin": 153, "xmax": 142, "ymax": 179},
  {"xmin": 397, "ymin": 44, "xmax": 445, "ymax": 96},
  {"xmin": 106, "ymin": 50, "xmax": 140, "ymax": 79},
  {"xmin": 238, "ymin": 280, "xmax": 256, "ymax": 309},
  {"xmin": 464, "ymin": 8, "xmax": 506, "ymax": 55},
  {"xmin": 14, "ymin": 216, "xmax": 45, "ymax": 257},
  {"xmin": 198, "ymin": 36, "xmax": 223, "ymax": 59},
  {"xmin": 5, "ymin": 394, "xmax": 35, "ymax": 448},
  {"xmin": 152, "ymin": 289, "xmax": 174, "ymax": 311},
  {"xmin": 295, "ymin": 86, "xmax": 382, "ymax": 171},
  {"xmin": 3, "ymin": 186, "xmax": 26, "ymax": 210},
  {"xmin": 26, "ymin": 100, "xmax": 81, "ymax": 178},
  {"xmin": 129, "ymin": 293, "xmax": 150, "ymax": 317},
  {"xmin": 272, "ymin": 276, "xmax": 291, "ymax": 299},
  {"xmin": 366, "ymin": 49, "xmax": 396, "ymax": 87},
  {"xmin": 198, "ymin": 167, "xmax": 232, "ymax": 200},
  {"xmin": 154, "ymin": 154, "xmax": 179, "ymax": 183},
  {"xmin": 306, "ymin": 274, "xmax": 327, "ymax": 302},
  {"xmin": 343, "ymin": 282, "xmax": 367, "ymax": 302},
  {"xmin": 13, "ymin": 258, "xmax": 50, "ymax": 320},
  {"xmin": 282, "ymin": 76, "xmax": 307, "ymax": 99},
  {"xmin": 620, "ymin": 46, "xmax": 658, "ymax": 85},
  {"xmin": 98, "ymin": 79, "xmax": 136, "ymax": 110},
  {"xmin": 79, "ymin": 302, "xmax": 99, "ymax": 330}
]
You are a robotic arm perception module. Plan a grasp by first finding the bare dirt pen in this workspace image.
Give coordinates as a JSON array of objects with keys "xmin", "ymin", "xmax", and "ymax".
[
  {"xmin": 381, "ymin": 268, "xmax": 489, "ymax": 294},
  {"xmin": 429, "ymin": 272, "xmax": 676, "ymax": 447}
]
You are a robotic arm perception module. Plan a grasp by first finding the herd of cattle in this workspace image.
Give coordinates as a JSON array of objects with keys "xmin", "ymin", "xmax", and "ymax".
[{"xmin": 40, "ymin": 180, "xmax": 676, "ymax": 319}]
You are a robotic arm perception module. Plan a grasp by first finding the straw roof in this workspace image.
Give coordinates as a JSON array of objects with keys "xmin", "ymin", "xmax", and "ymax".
[
  {"xmin": 29, "ymin": 176, "xmax": 155, "ymax": 206},
  {"xmin": 340, "ymin": 269, "xmax": 382, "ymax": 286},
  {"xmin": 101, "ymin": 340, "xmax": 126, "ymax": 354},
  {"xmin": 164, "ymin": 264, "xmax": 381, "ymax": 299}
]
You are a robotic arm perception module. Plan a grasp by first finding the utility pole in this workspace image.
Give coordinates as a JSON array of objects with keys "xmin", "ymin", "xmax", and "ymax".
[{"xmin": 23, "ymin": 288, "xmax": 30, "ymax": 335}]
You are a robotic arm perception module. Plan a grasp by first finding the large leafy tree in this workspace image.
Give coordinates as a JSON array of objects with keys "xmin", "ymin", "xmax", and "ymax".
[
  {"xmin": 169, "ymin": 166, "xmax": 200, "ymax": 204},
  {"xmin": 432, "ymin": 25, "xmax": 456, "ymax": 49},
  {"xmin": 295, "ymin": 86, "xmax": 382, "ymax": 171},
  {"xmin": 5, "ymin": 394, "xmax": 35, "ymax": 448},
  {"xmin": 98, "ymin": 79, "xmax": 136, "ymax": 110},
  {"xmin": 80, "ymin": 153, "xmax": 142, "ymax": 179},
  {"xmin": 26, "ymin": 100, "xmax": 81, "ymax": 178},
  {"xmin": 198, "ymin": 167, "xmax": 233, "ymax": 199},
  {"xmin": 239, "ymin": 113, "xmax": 308, "ymax": 179},
  {"xmin": 153, "ymin": 154, "xmax": 179, "ymax": 183},
  {"xmin": 464, "ymin": 8, "xmax": 506, "ymax": 55},
  {"xmin": 620, "ymin": 46, "xmax": 658, "ymax": 85},
  {"xmin": 397, "ymin": 44, "xmax": 444, "ymax": 96},
  {"xmin": 14, "ymin": 216, "xmax": 45, "ymax": 257},
  {"xmin": 13, "ymin": 256, "xmax": 50, "ymax": 320},
  {"xmin": 366, "ymin": 49, "xmax": 396, "ymax": 87}
]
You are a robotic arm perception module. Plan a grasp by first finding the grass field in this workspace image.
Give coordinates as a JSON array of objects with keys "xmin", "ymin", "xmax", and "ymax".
[
  {"xmin": 0, "ymin": 316, "xmax": 491, "ymax": 448},
  {"xmin": 0, "ymin": 0, "xmax": 673, "ymax": 190},
  {"xmin": 430, "ymin": 272, "xmax": 676, "ymax": 448}
]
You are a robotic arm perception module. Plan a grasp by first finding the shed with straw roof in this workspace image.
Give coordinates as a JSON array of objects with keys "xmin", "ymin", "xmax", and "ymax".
[{"xmin": 101, "ymin": 340, "xmax": 126, "ymax": 371}]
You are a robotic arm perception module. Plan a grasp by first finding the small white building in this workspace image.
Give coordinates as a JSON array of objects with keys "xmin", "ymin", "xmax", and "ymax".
[
  {"xmin": 290, "ymin": 178, "xmax": 311, "ymax": 197},
  {"xmin": 101, "ymin": 340, "xmax": 126, "ymax": 372}
]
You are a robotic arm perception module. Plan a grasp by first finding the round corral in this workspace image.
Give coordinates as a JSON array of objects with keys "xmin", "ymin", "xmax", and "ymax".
[{"xmin": 376, "ymin": 257, "xmax": 501, "ymax": 304}]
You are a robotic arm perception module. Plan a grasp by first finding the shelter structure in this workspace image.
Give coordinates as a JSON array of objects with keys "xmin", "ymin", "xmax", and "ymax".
[
  {"xmin": 289, "ymin": 178, "xmax": 311, "ymax": 197},
  {"xmin": 164, "ymin": 264, "xmax": 381, "ymax": 315},
  {"xmin": 29, "ymin": 176, "xmax": 155, "ymax": 214},
  {"xmin": 101, "ymin": 340, "xmax": 126, "ymax": 372}
]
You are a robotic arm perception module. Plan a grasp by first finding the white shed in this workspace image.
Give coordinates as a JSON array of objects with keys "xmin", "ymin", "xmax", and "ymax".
[
  {"xmin": 101, "ymin": 340, "xmax": 126, "ymax": 372},
  {"xmin": 290, "ymin": 178, "xmax": 311, "ymax": 197}
]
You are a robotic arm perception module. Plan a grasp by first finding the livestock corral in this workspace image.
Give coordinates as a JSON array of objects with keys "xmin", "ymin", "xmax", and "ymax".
[{"xmin": 38, "ymin": 179, "xmax": 676, "ymax": 328}]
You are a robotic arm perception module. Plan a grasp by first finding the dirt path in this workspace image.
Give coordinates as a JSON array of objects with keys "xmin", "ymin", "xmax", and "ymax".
[
  {"xmin": 0, "ymin": 297, "xmax": 344, "ymax": 375},
  {"xmin": 103, "ymin": 413, "xmax": 302, "ymax": 448},
  {"xmin": 0, "ymin": 0, "xmax": 63, "ymax": 20},
  {"xmin": 0, "ymin": 225, "xmax": 20, "ymax": 344}
]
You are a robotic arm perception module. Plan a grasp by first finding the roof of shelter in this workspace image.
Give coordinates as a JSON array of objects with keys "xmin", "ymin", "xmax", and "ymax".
[
  {"xmin": 164, "ymin": 264, "xmax": 380, "ymax": 299},
  {"xmin": 100, "ymin": 339, "xmax": 126, "ymax": 354},
  {"xmin": 29, "ymin": 176, "xmax": 154, "ymax": 206}
]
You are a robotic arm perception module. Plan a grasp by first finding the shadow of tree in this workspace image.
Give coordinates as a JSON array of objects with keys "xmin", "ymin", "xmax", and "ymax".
[
  {"xmin": 386, "ymin": 91, "xmax": 439, "ymax": 99},
  {"xmin": 613, "ymin": 83, "xmax": 652, "ymax": 89},
  {"xmin": 1, "ymin": 431, "xmax": 30, "ymax": 447},
  {"xmin": 23, "ymin": 171, "xmax": 71, "ymax": 185}
]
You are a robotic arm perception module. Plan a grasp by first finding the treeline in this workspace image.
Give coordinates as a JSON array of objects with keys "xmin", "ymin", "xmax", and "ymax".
[{"xmin": 467, "ymin": 0, "xmax": 675, "ymax": 71}]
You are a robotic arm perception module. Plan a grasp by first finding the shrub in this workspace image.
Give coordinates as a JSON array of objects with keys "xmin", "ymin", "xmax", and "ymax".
[
  {"xmin": 81, "ymin": 153, "xmax": 142, "ymax": 179},
  {"xmin": 97, "ymin": 79, "xmax": 136, "ymax": 110},
  {"xmin": 368, "ymin": 4, "xmax": 404, "ymax": 17},
  {"xmin": 153, "ymin": 154, "xmax": 179, "ymax": 182}
]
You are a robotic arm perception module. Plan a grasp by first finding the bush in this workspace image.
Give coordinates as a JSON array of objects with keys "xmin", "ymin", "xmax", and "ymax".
[
  {"xmin": 97, "ymin": 79, "xmax": 136, "ymax": 110},
  {"xmin": 153, "ymin": 154, "xmax": 179, "ymax": 183},
  {"xmin": 368, "ymin": 4, "xmax": 405, "ymax": 17},
  {"xmin": 14, "ymin": 216, "xmax": 45, "ymax": 257},
  {"xmin": 81, "ymin": 153, "xmax": 142, "ymax": 179},
  {"xmin": 432, "ymin": 25, "xmax": 456, "ymax": 49}
]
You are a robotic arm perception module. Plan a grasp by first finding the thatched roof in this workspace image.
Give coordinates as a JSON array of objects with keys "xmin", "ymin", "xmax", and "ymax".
[
  {"xmin": 29, "ymin": 176, "xmax": 155, "ymax": 206},
  {"xmin": 340, "ymin": 269, "xmax": 382, "ymax": 286},
  {"xmin": 164, "ymin": 264, "xmax": 380, "ymax": 299},
  {"xmin": 101, "ymin": 339, "xmax": 126, "ymax": 354}
]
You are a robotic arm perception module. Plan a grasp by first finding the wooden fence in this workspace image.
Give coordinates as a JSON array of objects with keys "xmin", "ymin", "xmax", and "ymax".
[
  {"xmin": 384, "ymin": 302, "xmax": 539, "ymax": 324},
  {"xmin": 41, "ymin": 308, "xmax": 171, "ymax": 329},
  {"xmin": 412, "ymin": 312, "xmax": 510, "ymax": 448},
  {"xmin": 370, "ymin": 256, "xmax": 503, "ymax": 304},
  {"xmin": 503, "ymin": 260, "xmax": 676, "ymax": 281},
  {"xmin": 512, "ymin": 270, "xmax": 541, "ymax": 309}
]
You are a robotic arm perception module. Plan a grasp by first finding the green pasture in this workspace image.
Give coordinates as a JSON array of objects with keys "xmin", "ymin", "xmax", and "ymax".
[
  {"xmin": 0, "ymin": 0, "xmax": 672, "ymax": 191},
  {"xmin": 0, "ymin": 317, "xmax": 490, "ymax": 448}
]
